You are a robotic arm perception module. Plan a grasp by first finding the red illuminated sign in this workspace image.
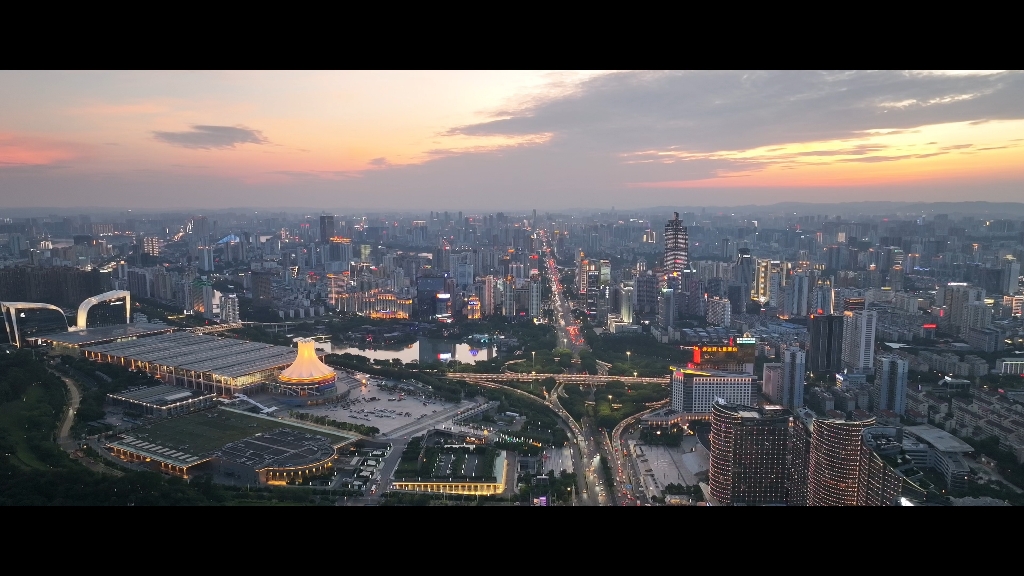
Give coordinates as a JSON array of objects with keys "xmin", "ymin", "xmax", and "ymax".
[{"xmin": 922, "ymin": 324, "xmax": 937, "ymax": 329}]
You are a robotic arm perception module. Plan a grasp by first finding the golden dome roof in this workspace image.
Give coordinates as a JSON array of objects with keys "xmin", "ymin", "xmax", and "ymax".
[{"xmin": 279, "ymin": 339, "xmax": 336, "ymax": 383}]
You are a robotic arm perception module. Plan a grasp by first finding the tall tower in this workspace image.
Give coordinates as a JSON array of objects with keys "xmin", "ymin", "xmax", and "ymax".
[
  {"xmin": 663, "ymin": 212, "xmax": 689, "ymax": 274},
  {"xmin": 781, "ymin": 347, "xmax": 806, "ymax": 410},
  {"xmin": 807, "ymin": 416, "xmax": 876, "ymax": 506},
  {"xmin": 319, "ymin": 215, "xmax": 335, "ymax": 244},
  {"xmin": 872, "ymin": 355, "xmax": 908, "ymax": 415},
  {"xmin": 709, "ymin": 402, "xmax": 793, "ymax": 506},
  {"xmin": 808, "ymin": 314, "xmax": 844, "ymax": 374},
  {"xmin": 842, "ymin": 310, "xmax": 877, "ymax": 373}
]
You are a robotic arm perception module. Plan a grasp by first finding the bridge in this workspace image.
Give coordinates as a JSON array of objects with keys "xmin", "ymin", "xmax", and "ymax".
[{"xmin": 450, "ymin": 372, "xmax": 670, "ymax": 387}]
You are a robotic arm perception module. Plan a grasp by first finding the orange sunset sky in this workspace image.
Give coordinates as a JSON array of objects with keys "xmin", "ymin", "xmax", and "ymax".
[{"xmin": 1, "ymin": 70, "xmax": 1021, "ymax": 210}]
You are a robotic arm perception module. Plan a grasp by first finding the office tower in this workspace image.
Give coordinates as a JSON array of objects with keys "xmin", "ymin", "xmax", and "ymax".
[
  {"xmin": 663, "ymin": 212, "xmax": 689, "ymax": 273},
  {"xmin": 619, "ymin": 284, "xmax": 634, "ymax": 324},
  {"xmin": 482, "ymin": 275, "xmax": 495, "ymax": 316},
  {"xmin": 753, "ymin": 259, "xmax": 770, "ymax": 304},
  {"xmin": 1002, "ymin": 256, "xmax": 1021, "ymax": 295},
  {"xmin": 708, "ymin": 402, "xmax": 793, "ymax": 506},
  {"xmin": 721, "ymin": 237, "xmax": 735, "ymax": 260},
  {"xmin": 251, "ymin": 271, "xmax": 275, "ymax": 306},
  {"xmin": 872, "ymin": 355, "xmax": 908, "ymax": 415},
  {"xmin": 529, "ymin": 277, "xmax": 542, "ymax": 319},
  {"xmin": 781, "ymin": 347, "xmax": 806, "ymax": 410},
  {"xmin": 195, "ymin": 246, "xmax": 213, "ymax": 272},
  {"xmin": 808, "ymin": 314, "xmax": 844, "ymax": 374},
  {"xmin": 635, "ymin": 271, "xmax": 659, "ymax": 314},
  {"xmin": 811, "ymin": 278, "xmax": 834, "ymax": 315},
  {"xmin": 127, "ymin": 269, "xmax": 151, "ymax": 298},
  {"xmin": 888, "ymin": 265, "xmax": 904, "ymax": 292},
  {"xmin": 962, "ymin": 300, "xmax": 992, "ymax": 338},
  {"xmin": 762, "ymin": 363, "xmax": 783, "ymax": 404},
  {"xmin": 671, "ymin": 369, "xmax": 753, "ymax": 414},
  {"xmin": 221, "ymin": 293, "xmax": 240, "ymax": 323},
  {"xmin": 807, "ymin": 416, "xmax": 876, "ymax": 506},
  {"xmin": 787, "ymin": 408, "xmax": 814, "ymax": 506},
  {"xmin": 319, "ymin": 215, "xmax": 335, "ymax": 244},
  {"xmin": 503, "ymin": 276, "xmax": 516, "ymax": 317},
  {"xmin": 705, "ymin": 296, "xmax": 731, "ymax": 328},
  {"xmin": 735, "ymin": 248, "xmax": 754, "ymax": 303},
  {"xmin": 938, "ymin": 283, "xmax": 985, "ymax": 334},
  {"xmin": 658, "ymin": 287, "xmax": 675, "ymax": 329},
  {"xmin": 842, "ymin": 310, "xmax": 876, "ymax": 373},
  {"xmin": 858, "ymin": 429, "xmax": 905, "ymax": 506},
  {"xmin": 786, "ymin": 271, "xmax": 810, "ymax": 317}
]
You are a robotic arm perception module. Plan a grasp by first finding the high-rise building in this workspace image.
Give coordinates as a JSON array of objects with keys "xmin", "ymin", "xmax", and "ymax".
[
  {"xmin": 708, "ymin": 402, "xmax": 793, "ymax": 506},
  {"xmin": 762, "ymin": 363, "xmax": 783, "ymax": 404},
  {"xmin": 808, "ymin": 314, "xmax": 844, "ymax": 374},
  {"xmin": 1001, "ymin": 256, "xmax": 1021, "ymax": 295},
  {"xmin": 319, "ymin": 215, "xmax": 335, "ymax": 244},
  {"xmin": 502, "ymin": 276, "xmax": 516, "ymax": 318},
  {"xmin": 872, "ymin": 355, "xmax": 908, "ymax": 415},
  {"xmin": 735, "ymin": 249, "xmax": 754, "ymax": 304},
  {"xmin": 663, "ymin": 212, "xmax": 689, "ymax": 274},
  {"xmin": 811, "ymin": 278, "xmax": 834, "ymax": 315},
  {"xmin": 807, "ymin": 416, "xmax": 876, "ymax": 506},
  {"xmin": 221, "ymin": 293, "xmax": 240, "ymax": 323},
  {"xmin": 857, "ymin": 432, "xmax": 904, "ymax": 506},
  {"xmin": 528, "ymin": 277, "xmax": 542, "ymax": 319},
  {"xmin": 753, "ymin": 259, "xmax": 771, "ymax": 304},
  {"xmin": 705, "ymin": 296, "xmax": 731, "ymax": 328},
  {"xmin": 619, "ymin": 283, "xmax": 634, "ymax": 324},
  {"xmin": 780, "ymin": 347, "xmax": 806, "ymax": 410},
  {"xmin": 671, "ymin": 368, "xmax": 753, "ymax": 414},
  {"xmin": 787, "ymin": 407, "xmax": 814, "ymax": 506},
  {"xmin": 197, "ymin": 246, "xmax": 214, "ymax": 272},
  {"xmin": 482, "ymin": 275, "xmax": 495, "ymax": 316},
  {"xmin": 142, "ymin": 236, "xmax": 163, "ymax": 256},
  {"xmin": 842, "ymin": 310, "xmax": 877, "ymax": 373}
]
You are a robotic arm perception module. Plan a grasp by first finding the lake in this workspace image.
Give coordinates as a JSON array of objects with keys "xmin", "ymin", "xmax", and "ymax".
[{"xmin": 335, "ymin": 337, "xmax": 496, "ymax": 365}]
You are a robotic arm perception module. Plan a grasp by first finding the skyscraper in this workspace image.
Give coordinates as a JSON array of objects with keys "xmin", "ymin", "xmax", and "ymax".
[
  {"xmin": 780, "ymin": 347, "xmax": 806, "ymax": 410},
  {"xmin": 842, "ymin": 310, "xmax": 877, "ymax": 373},
  {"xmin": 807, "ymin": 416, "xmax": 876, "ymax": 506},
  {"xmin": 872, "ymin": 355, "xmax": 908, "ymax": 415},
  {"xmin": 663, "ymin": 212, "xmax": 689, "ymax": 273},
  {"xmin": 706, "ymin": 296, "xmax": 731, "ymax": 327},
  {"xmin": 708, "ymin": 402, "xmax": 793, "ymax": 506},
  {"xmin": 221, "ymin": 293, "xmax": 240, "ymax": 323},
  {"xmin": 808, "ymin": 314, "xmax": 844, "ymax": 374},
  {"xmin": 762, "ymin": 363, "xmax": 783, "ymax": 405},
  {"xmin": 319, "ymin": 215, "xmax": 335, "ymax": 244}
]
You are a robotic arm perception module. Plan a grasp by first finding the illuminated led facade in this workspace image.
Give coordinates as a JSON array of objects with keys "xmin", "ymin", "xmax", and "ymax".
[
  {"xmin": 807, "ymin": 416, "xmax": 876, "ymax": 506},
  {"xmin": 663, "ymin": 212, "xmax": 689, "ymax": 273},
  {"xmin": 709, "ymin": 402, "xmax": 793, "ymax": 506},
  {"xmin": 276, "ymin": 339, "xmax": 337, "ymax": 396},
  {"xmin": 466, "ymin": 295, "xmax": 482, "ymax": 319}
]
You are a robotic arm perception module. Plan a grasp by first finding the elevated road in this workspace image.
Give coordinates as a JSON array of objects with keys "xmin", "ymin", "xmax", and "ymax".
[{"xmin": 454, "ymin": 372, "xmax": 669, "ymax": 387}]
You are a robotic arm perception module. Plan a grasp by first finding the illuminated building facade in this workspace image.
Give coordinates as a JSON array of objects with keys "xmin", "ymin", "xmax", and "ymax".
[
  {"xmin": 333, "ymin": 289, "xmax": 412, "ymax": 319},
  {"xmin": 709, "ymin": 402, "xmax": 793, "ymax": 506},
  {"xmin": 466, "ymin": 295, "xmax": 481, "ymax": 319},
  {"xmin": 807, "ymin": 416, "xmax": 876, "ymax": 506},
  {"xmin": 663, "ymin": 212, "xmax": 689, "ymax": 273},
  {"xmin": 276, "ymin": 339, "xmax": 337, "ymax": 396},
  {"xmin": 671, "ymin": 368, "xmax": 753, "ymax": 415}
]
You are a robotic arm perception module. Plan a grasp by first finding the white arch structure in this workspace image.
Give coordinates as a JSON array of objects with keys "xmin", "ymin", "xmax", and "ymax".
[
  {"xmin": 73, "ymin": 290, "xmax": 131, "ymax": 331},
  {"xmin": 1, "ymin": 301, "xmax": 69, "ymax": 349}
]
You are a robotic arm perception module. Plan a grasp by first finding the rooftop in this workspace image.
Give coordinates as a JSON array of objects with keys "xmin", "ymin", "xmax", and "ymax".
[
  {"xmin": 218, "ymin": 428, "xmax": 336, "ymax": 470},
  {"xmin": 109, "ymin": 384, "xmax": 212, "ymax": 406},
  {"xmin": 83, "ymin": 332, "xmax": 304, "ymax": 379},
  {"xmin": 904, "ymin": 424, "xmax": 974, "ymax": 453},
  {"xmin": 38, "ymin": 322, "xmax": 175, "ymax": 346}
]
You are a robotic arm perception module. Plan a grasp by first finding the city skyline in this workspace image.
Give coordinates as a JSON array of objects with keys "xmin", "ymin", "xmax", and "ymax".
[{"xmin": 3, "ymin": 70, "xmax": 1023, "ymax": 210}]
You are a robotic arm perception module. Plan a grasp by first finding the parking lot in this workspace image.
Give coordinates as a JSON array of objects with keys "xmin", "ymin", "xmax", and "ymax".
[{"xmin": 295, "ymin": 380, "xmax": 465, "ymax": 436}]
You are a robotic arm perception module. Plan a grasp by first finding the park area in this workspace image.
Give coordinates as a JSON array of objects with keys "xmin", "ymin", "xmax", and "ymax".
[{"xmin": 120, "ymin": 407, "xmax": 354, "ymax": 457}]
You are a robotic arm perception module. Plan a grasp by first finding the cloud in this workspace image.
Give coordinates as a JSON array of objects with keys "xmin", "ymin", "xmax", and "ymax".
[
  {"xmin": 152, "ymin": 125, "xmax": 268, "ymax": 149},
  {"xmin": 368, "ymin": 157, "xmax": 391, "ymax": 167},
  {"xmin": 447, "ymin": 70, "xmax": 1024, "ymax": 155}
]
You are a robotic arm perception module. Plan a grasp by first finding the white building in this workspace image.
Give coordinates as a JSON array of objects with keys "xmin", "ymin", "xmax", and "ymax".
[
  {"xmin": 872, "ymin": 355, "xmax": 908, "ymax": 415},
  {"xmin": 842, "ymin": 310, "xmax": 877, "ymax": 373},
  {"xmin": 221, "ymin": 293, "xmax": 240, "ymax": 323},
  {"xmin": 705, "ymin": 296, "xmax": 731, "ymax": 328},
  {"xmin": 781, "ymin": 347, "xmax": 806, "ymax": 410},
  {"xmin": 671, "ymin": 369, "xmax": 753, "ymax": 414}
]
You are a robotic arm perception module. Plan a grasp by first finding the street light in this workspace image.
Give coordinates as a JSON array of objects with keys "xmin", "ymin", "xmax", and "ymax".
[
  {"xmin": 532, "ymin": 351, "xmax": 536, "ymax": 370},
  {"xmin": 627, "ymin": 351, "xmax": 631, "ymax": 366}
]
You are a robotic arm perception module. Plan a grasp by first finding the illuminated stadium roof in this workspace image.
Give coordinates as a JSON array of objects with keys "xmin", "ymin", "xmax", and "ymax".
[{"xmin": 279, "ymin": 339, "xmax": 336, "ymax": 384}]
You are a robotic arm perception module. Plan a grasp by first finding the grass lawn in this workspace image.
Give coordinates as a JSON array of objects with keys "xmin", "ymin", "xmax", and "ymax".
[
  {"xmin": 0, "ymin": 384, "xmax": 54, "ymax": 470},
  {"xmin": 122, "ymin": 408, "xmax": 354, "ymax": 456}
]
